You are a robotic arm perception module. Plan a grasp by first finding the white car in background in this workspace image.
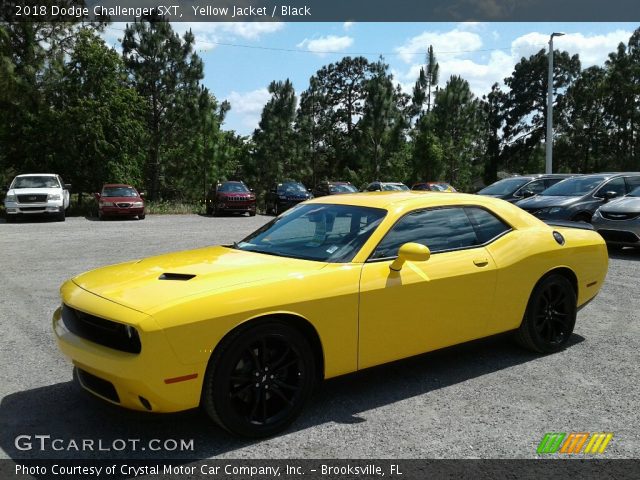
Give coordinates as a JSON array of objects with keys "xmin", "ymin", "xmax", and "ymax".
[{"xmin": 4, "ymin": 174, "xmax": 71, "ymax": 222}]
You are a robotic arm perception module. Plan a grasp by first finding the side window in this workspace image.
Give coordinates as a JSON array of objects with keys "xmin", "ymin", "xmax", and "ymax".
[
  {"xmin": 372, "ymin": 208, "xmax": 478, "ymax": 258},
  {"xmin": 625, "ymin": 176, "xmax": 640, "ymax": 193},
  {"xmin": 367, "ymin": 183, "xmax": 379, "ymax": 192},
  {"xmin": 465, "ymin": 207, "xmax": 511, "ymax": 244},
  {"xmin": 520, "ymin": 179, "xmax": 546, "ymax": 195},
  {"xmin": 544, "ymin": 178, "xmax": 563, "ymax": 188},
  {"xmin": 596, "ymin": 177, "xmax": 626, "ymax": 197}
]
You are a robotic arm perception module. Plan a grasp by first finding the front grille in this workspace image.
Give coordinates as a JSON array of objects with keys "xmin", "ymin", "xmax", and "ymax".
[
  {"xmin": 601, "ymin": 211, "xmax": 640, "ymax": 221},
  {"xmin": 115, "ymin": 202, "xmax": 132, "ymax": 208},
  {"xmin": 597, "ymin": 229, "xmax": 639, "ymax": 243},
  {"xmin": 76, "ymin": 368, "xmax": 120, "ymax": 403},
  {"xmin": 17, "ymin": 194, "xmax": 47, "ymax": 203},
  {"xmin": 224, "ymin": 196, "xmax": 250, "ymax": 202},
  {"xmin": 62, "ymin": 304, "xmax": 141, "ymax": 353}
]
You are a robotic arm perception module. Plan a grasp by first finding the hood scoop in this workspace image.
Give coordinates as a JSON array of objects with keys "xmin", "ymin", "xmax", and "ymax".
[{"xmin": 158, "ymin": 273, "xmax": 196, "ymax": 281}]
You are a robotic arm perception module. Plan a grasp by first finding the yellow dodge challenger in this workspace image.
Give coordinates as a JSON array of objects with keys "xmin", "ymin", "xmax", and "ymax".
[{"xmin": 53, "ymin": 192, "xmax": 608, "ymax": 437}]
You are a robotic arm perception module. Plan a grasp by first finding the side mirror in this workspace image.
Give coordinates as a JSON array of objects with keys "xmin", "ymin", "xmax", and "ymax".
[
  {"xmin": 270, "ymin": 189, "xmax": 277, "ymax": 194},
  {"xmin": 602, "ymin": 191, "xmax": 618, "ymax": 200},
  {"xmin": 65, "ymin": 184, "xmax": 72, "ymax": 190},
  {"xmin": 390, "ymin": 243, "xmax": 431, "ymax": 272},
  {"xmin": 94, "ymin": 192, "xmax": 101, "ymax": 200},
  {"xmin": 250, "ymin": 188, "xmax": 254, "ymax": 192},
  {"xmin": 307, "ymin": 188, "xmax": 312, "ymax": 192},
  {"xmin": 139, "ymin": 192, "xmax": 145, "ymax": 198}
]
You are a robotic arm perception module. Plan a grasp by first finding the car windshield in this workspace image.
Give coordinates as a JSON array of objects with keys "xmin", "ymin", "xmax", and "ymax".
[
  {"xmin": 12, "ymin": 176, "xmax": 60, "ymax": 189},
  {"xmin": 219, "ymin": 183, "xmax": 249, "ymax": 193},
  {"xmin": 478, "ymin": 178, "xmax": 530, "ymax": 195},
  {"xmin": 382, "ymin": 183, "xmax": 409, "ymax": 191},
  {"xmin": 329, "ymin": 184, "xmax": 358, "ymax": 193},
  {"xmin": 278, "ymin": 183, "xmax": 307, "ymax": 194},
  {"xmin": 235, "ymin": 203, "xmax": 386, "ymax": 262},
  {"xmin": 628, "ymin": 187, "xmax": 640, "ymax": 197},
  {"xmin": 102, "ymin": 186, "xmax": 138, "ymax": 197},
  {"xmin": 540, "ymin": 176, "xmax": 607, "ymax": 196}
]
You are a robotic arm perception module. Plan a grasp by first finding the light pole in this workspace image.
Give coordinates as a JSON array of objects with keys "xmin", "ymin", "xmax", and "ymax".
[{"xmin": 546, "ymin": 32, "xmax": 565, "ymax": 174}]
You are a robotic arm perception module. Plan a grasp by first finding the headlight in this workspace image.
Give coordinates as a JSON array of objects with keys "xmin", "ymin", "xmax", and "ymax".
[
  {"xmin": 132, "ymin": 201, "xmax": 144, "ymax": 207},
  {"xmin": 100, "ymin": 201, "xmax": 114, "ymax": 207},
  {"xmin": 5, "ymin": 194, "xmax": 16, "ymax": 202},
  {"xmin": 47, "ymin": 193, "xmax": 61, "ymax": 200}
]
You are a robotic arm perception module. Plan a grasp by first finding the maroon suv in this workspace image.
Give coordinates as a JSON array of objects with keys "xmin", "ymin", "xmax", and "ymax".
[
  {"xmin": 206, "ymin": 181, "xmax": 256, "ymax": 216},
  {"xmin": 95, "ymin": 184, "xmax": 145, "ymax": 220}
]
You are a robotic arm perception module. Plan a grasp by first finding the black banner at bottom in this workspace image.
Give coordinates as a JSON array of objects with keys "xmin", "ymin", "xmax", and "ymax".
[{"xmin": 2, "ymin": 459, "xmax": 638, "ymax": 480}]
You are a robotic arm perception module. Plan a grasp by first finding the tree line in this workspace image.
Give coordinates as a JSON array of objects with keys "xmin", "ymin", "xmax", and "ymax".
[{"xmin": 1, "ymin": 13, "xmax": 640, "ymax": 204}]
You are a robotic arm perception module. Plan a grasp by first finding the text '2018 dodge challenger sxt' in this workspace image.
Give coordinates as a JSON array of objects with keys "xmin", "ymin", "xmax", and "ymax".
[{"xmin": 53, "ymin": 192, "xmax": 608, "ymax": 437}]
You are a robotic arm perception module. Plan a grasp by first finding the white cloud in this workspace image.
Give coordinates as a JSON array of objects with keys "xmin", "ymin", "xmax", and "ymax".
[
  {"xmin": 225, "ymin": 88, "xmax": 271, "ymax": 130},
  {"xmin": 394, "ymin": 27, "xmax": 633, "ymax": 101},
  {"xmin": 297, "ymin": 35, "xmax": 354, "ymax": 56},
  {"xmin": 184, "ymin": 22, "xmax": 284, "ymax": 51},
  {"xmin": 511, "ymin": 30, "xmax": 632, "ymax": 67},
  {"xmin": 99, "ymin": 22, "xmax": 284, "ymax": 53},
  {"xmin": 343, "ymin": 21, "xmax": 354, "ymax": 30},
  {"xmin": 395, "ymin": 28, "xmax": 483, "ymax": 64}
]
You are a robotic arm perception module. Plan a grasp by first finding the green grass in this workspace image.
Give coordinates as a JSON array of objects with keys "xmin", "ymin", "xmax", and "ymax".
[{"xmin": 145, "ymin": 200, "xmax": 204, "ymax": 215}]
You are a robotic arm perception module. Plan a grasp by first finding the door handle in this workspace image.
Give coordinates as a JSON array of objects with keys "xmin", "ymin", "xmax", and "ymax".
[{"xmin": 473, "ymin": 258, "xmax": 489, "ymax": 267}]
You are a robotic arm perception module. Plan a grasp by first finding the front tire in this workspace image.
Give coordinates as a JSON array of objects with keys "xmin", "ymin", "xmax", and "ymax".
[
  {"xmin": 515, "ymin": 274, "xmax": 577, "ymax": 354},
  {"xmin": 202, "ymin": 322, "xmax": 316, "ymax": 438},
  {"xmin": 57, "ymin": 208, "xmax": 66, "ymax": 222}
]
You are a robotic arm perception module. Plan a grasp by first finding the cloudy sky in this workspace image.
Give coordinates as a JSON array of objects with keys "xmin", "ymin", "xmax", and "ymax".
[{"xmin": 102, "ymin": 22, "xmax": 638, "ymax": 135}]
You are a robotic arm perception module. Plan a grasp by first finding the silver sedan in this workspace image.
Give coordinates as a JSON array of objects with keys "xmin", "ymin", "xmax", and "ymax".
[{"xmin": 592, "ymin": 186, "xmax": 640, "ymax": 248}]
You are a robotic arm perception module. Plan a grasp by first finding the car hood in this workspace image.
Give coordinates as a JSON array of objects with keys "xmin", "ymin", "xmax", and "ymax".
[
  {"xmin": 72, "ymin": 246, "xmax": 325, "ymax": 314},
  {"xmin": 101, "ymin": 196, "xmax": 142, "ymax": 203},
  {"xmin": 516, "ymin": 195, "xmax": 578, "ymax": 208},
  {"xmin": 599, "ymin": 197, "xmax": 640, "ymax": 213},
  {"xmin": 8, "ymin": 187, "xmax": 61, "ymax": 196}
]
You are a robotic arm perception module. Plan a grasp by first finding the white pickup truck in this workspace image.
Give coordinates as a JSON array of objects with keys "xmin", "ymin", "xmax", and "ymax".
[{"xmin": 4, "ymin": 174, "xmax": 71, "ymax": 222}]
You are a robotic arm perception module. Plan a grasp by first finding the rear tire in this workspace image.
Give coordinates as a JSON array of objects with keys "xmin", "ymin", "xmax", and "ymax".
[
  {"xmin": 515, "ymin": 273, "xmax": 576, "ymax": 354},
  {"xmin": 202, "ymin": 322, "xmax": 316, "ymax": 438}
]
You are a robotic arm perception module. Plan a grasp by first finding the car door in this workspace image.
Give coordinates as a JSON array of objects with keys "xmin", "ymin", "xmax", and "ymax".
[{"xmin": 358, "ymin": 206, "xmax": 500, "ymax": 370}]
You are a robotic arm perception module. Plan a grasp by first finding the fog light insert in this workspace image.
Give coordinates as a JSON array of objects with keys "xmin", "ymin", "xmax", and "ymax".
[{"xmin": 139, "ymin": 396, "xmax": 152, "ymax": 411}]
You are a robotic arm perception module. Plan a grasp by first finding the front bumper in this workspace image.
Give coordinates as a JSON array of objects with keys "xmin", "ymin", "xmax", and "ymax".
[
  {"xmin": 4, "ymin": 200, "xmax": 63, "ymax": 215},
  {"xmin": 100, "ymin": 206, "xmax": 145, "ymax": 217},
  {"xmin": 218, "ymin": 201, "xmax": 256, "ymax": 212},
  {"xmin": 592, "ymin": 214, "xmax": 640, "ymax": 246},
  {"xmin": 52, "ymin": 292, "xmax": 205, "ymax": 413}
]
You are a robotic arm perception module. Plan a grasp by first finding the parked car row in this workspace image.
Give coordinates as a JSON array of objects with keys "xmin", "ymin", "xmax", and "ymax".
[{"xmin": 480, "ymin": 172, "xmax": 640, "ymax": 250}]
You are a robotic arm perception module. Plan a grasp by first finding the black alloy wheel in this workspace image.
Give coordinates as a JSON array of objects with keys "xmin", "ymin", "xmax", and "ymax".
[
  {"xmin": 202, "ymin": 322, "xmax": 316, "ymax": 438},
  {"xmin": 516, "ymin": 274, "xmax": 576, "ymax": 353}
]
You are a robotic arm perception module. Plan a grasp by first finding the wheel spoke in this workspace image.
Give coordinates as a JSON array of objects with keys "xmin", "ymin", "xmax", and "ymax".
[
  {"xmin": 271, "ymin": 346, "xmax": 292, "ymax": 370},
  {"xmin": 249, "ymin": 388, "xmax": 262, "ymax": 421},
  {"xmin": 248, "ymin": 346, "xmax": 262, "ymax": 371},
  {"xmin": 274, "ymin": 358, "xmax": 299, "ymax": 374},
  {"xmin": 270, "ymin": 385, "xmax": 293, "ymax": 406},
  {"xmin": 230, "ymin": 382, "xmax": 253, "ymax": 399},
  {"xmin": 274, "ymin": 378, "xmax": 299, "ymax": 391}
]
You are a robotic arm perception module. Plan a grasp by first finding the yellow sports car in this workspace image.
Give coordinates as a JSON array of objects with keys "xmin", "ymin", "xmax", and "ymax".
[{"xmin": 53, "ymin": 192, "xmax": 608, "ymax": 437}]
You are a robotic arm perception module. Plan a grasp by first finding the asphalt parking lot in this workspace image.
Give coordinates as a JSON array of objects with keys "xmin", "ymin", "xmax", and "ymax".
[{"xmin": 0, "ymin": 214, "xmax": 639, "ymax": 460}]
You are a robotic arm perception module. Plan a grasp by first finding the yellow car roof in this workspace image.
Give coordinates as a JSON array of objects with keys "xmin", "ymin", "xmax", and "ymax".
[{"xmin": 306, "ymin": 191, "xmax": 543, "ymax": 229}]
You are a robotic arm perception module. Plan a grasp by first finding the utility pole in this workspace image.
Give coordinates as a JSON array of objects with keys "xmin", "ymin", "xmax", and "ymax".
[{"xmin": 546, "ymin": 32, "xmax": 565, "ymax": 174}]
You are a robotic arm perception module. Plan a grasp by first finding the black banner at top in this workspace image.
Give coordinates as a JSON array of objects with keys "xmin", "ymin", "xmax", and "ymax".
[{"xmin": 4, "ymin": 0, "xmax": 640, "ymax": 22}]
